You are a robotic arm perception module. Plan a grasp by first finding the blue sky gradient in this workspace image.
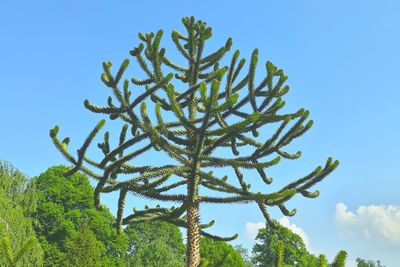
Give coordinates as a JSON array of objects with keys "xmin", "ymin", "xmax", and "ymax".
[{"xmin": 1, "ymin": 1, "xmax": 399, "ymax": 265}]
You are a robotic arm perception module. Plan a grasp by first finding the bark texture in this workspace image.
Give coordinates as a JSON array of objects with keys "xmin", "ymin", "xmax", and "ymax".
[{"xmin": 186, "ymin": 202, "xmax": 200, "ymax": 267}]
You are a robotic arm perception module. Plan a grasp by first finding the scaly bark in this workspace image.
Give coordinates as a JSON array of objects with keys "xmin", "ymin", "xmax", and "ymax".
[{"xmin": 186, "ymin": 202, "xmax": 200, "ymax": 267}]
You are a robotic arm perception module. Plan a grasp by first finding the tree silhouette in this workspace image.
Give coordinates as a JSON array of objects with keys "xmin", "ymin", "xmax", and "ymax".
[{"xmin": 50, "ymin": 16, "xmax": 338, "ymax": 266}]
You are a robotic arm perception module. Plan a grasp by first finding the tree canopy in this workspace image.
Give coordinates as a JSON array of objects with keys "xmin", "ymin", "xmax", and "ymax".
[
  {"xmin": 125, "ymin": 221, "xmax": 186, "ymax": 266},
  {"xmin": 234, "ymin": 245, "xmax": 253, "ymax": 267},
  {"xmin": 0, "ymin": 161, "xmax": 43, "ymax": 267},
  {"xmin": 200, "ymin": 237, "xmax": 245, "ymax": 267},
  {"xmin": 252, "ymin": 220, "xmax": 318, "ymax": 267},
  {"xmin": 32, "ymin": 165, "xmax": 129, "ymax": 267},
  {"xmin": 50, "ymin": 16, "xmax": 338, "ymax": 266},
  {"xmin": 356, "ymin": 258, "xmax": 386, "ymax": 267},
  {"xmin": 65, "ymin": 220, "xmax": 102, "ymax": 267},
  {"xmin": 251, "ymin": 220, "xmax": 350, "ymax": 267}
]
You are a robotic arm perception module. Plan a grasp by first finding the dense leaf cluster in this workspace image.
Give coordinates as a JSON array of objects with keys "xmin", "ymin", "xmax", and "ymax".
[
  {"xmin": 252, "ymin": 220, "xmax": 319, "ymax": 267},
  {"xmin": 200, "ymin": 238, "xmax": 245, "ymax": 267},
  {"xmin": 32, "ymin": 166, "xmax": 129, "ymax": 266},
  {"xmin": 125, "ymin": 220, "xmax": 186, "ymax": 266},
  {"xmin": 252, "ymin": 220, "xmax": 352, "ymax": 267},
  {"xmin": 0, "ymin": 161, "xmax": 43, "ymax": 266}
]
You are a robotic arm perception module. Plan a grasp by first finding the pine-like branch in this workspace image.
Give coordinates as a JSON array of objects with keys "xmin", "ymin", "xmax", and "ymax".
[{"xmin": 50, "ymin": 18, "xmax": 339, "ymax": 262}]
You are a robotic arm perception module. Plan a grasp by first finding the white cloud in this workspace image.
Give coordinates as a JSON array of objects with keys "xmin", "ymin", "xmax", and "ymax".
[
  {"xmin": 278, "ymin": 216, "xmax": 310, "ymax": 247},
  {"xmin": 335, "ymin": 202, "xmax": 400, "ymax": 244},
  {"xmin": 245, "ymin": 222, "xmax": 265, "ymax": 240},
  {"xmin": 245, "ymin": 217, "xmax": 310, "ymax": 248}
]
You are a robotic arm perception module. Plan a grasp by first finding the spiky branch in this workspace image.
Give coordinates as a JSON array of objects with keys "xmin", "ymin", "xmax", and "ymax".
[{"xmin": 50, "ymin": 16, "xmax": 338, "ymax": 266}]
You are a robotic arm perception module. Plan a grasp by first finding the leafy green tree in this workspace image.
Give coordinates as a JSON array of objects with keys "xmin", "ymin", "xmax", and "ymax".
[
  {"xmin": 0, "ymin": 161, "xmax": 43, "ymax": 266},
  {"xmin": 128, "ymin": 240, "xmax": 185, "ymax": 267},
  {"xmin": 251, "ymin": 220, "xmax": 349, "ymax": 267},
  {"xmin": 318, "ymin": 254, "xmax": 328, "ymax": 267},
  {"xmin": 50, "ymin": 16, "xmax": 338, "ymax": 266},
  {"xmin": 0, "ymin": 160, "xmax": 37, "ymax": 216},
  {"xmin": 356, "ymin": 258, "xmax": 385, "ymax": 267},
  {"xmin": 32, "ymin": 165, "xmax": 129, "ymax": 267},
  {"xmin": 252, "ymin": 221, "xmax": 318, "ymax": 266},
  {"xmin": 125, "ymin": 221, "xmax": 185, "ymax": 266},
  {"xmin": 331, "ymin": 250, "xmax": 347, "ymax": 267},
  {"xmin": 200, "ymin": 237, "xmax": 245, "ymax": 267},
  {"xmin": 234, "ymin": 245, "xmax": 253, "ymax": 267},
  {"xmin": 65, "ymin": 220, "xmax": 102, "ymax": 267}
]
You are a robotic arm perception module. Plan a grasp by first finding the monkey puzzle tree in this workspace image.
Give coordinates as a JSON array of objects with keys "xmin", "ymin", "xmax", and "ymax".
[{"xmin": 50, "ymin": 16, "xmax": 338, "ymax": 266}]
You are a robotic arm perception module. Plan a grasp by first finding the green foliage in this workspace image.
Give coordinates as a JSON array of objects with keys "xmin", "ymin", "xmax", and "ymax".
[
  {"xmin": 234, "ymin": 245, "xmax": 253, "ymax": 267},
  {"xmin": 276, "ymin": 241, "xmax": 284, "ymax": 267},
  {"xmin": 50, "ymin": 15, "xmax": 338, "ymax": 232},
  {"xmin": 252, "ymin": 221, "xmax": 319, "ymax": 267},
  {"xmin": 128, "ymin": 240, "xmax": 185, "ymax": 267},
  {"xmin": 251, "ymin": 222, "xmax": 349, "ymax": 267},
  {"xmin": 200, "ymin": 238, "xmax": 245, "ymax": 267},
  {"xmin": 32, "ymin": 165, "xmax": 129, "ymax": 267},
  {"xmin": 0, "ymin": 160, "xmax": 353, "ymax": 267},
  {"xmin": 0, "ymin": 236, "xmax": 38, "ymax": 267},
  {"xmin": 125, "ymin": 221, "xmax": 185, "ymax": 266},
  {"xmin": 332, "ymin": 250, "xmax": 347, "ymax": 267},
  {"xmin": 0, "ymin": 160, "xmax": 37, "ymax": 216},
  {"xmin": 65, "ymin": 220, "xmax": 102, "ymax": 267},
  {"xmin": 0, "ymin": 236, "xmax": 14, "ymax": 266},
  {"xmin": 252, "ymin": 222, "xmax": 347, "ymax": 267},
  {"xmin": 318, "ymin": 254, "xmax": 328, "ymax": 267},
  {"xmin": 50, "ymin": 16, "xmax": 339, "ymax": 265},
  {"xmin": 356, "ymin": 258, "xmax": 385, "ymax": 267},
  {"xmin": 252, "ymin": 223, "xmax": 352, "ymax": 267},
  {"xmin": 0, "ymin": 161, "xmax": 43, "ymax": 266}
]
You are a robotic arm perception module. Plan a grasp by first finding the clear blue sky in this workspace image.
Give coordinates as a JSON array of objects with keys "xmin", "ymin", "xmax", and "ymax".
[{"xmin": 1, "ymin": 1, "xmax": 399, "ymax": 265}]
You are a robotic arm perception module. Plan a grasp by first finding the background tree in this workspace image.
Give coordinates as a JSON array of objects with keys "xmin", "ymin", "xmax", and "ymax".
[
  {"xmin": 32, "ymin": 166, "xmax": 129, "ymax": 267},
  {"xmin": 234, "ymin": 245, "xmax": 253, "ymax": 267},
  {"xmin": 128, "ymin": 240, "xmax": 185, "ymax": 267},
  {"xmin": 0, "ymin": 236, "xmax": 37, "ymax": 267},
  {"xmin": 0, "ymin": 160, "xmax": 37, "ymax": 216},
  {"xmin": 318, "ymin": 254, "xmax": 328, "ymax": 267},
  {"xmin": 251, "ymin": 223, "xmax": 349, "ymax": 267},
  {"xmin": 50, "ymin": 16, "xmax": 338, "ymax": 266},
  {"xmin": 200, "ymin": 237, "xmax": 245, "ymax": 267},
  {"xmin": 125, "ymin": 221, "xmax": 185, "ymax": 266},
  {"xmin": 356, "ymin": 258, "xmax": 385, "ymax": 267},
  {"xmin": 331, "ymin": 250, "xmax": 347, "ymax": 267},
  {"xmin": 252, "ymin": 220, "xmax": 319, "ymax": 266},
  {"xmin": 65, "ymin": 220, "xmax": 102, "ymax": 267},
  {"xmin": 0, "ymin": 161, "xmax": 43, "ymax": 266}
]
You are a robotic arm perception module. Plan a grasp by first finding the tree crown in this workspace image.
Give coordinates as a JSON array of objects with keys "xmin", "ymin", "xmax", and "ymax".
[{"xmin": 50, "ymin": 16, "xmax": 338, "ymax": 241}]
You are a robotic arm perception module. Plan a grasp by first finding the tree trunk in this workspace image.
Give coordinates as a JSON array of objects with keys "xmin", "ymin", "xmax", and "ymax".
[{"xmin": 186, "ymin": 201, "xmax": 200, "ymax": 267}]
